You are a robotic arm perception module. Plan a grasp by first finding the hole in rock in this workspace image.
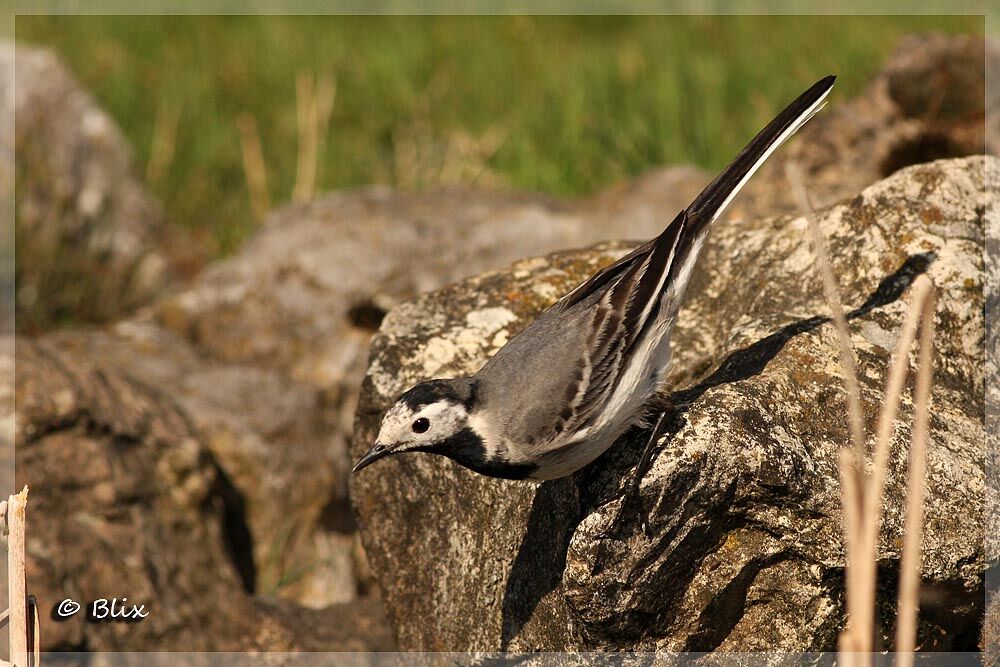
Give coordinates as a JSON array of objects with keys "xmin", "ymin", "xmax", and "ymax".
[
  {"xmin": 879, "ymin": 131, "xmax": 966, "ymax": 177},
  {"xmin": 212, "ymin": 465, "xmax": 257, "ymax": 593},
  {"xmin": 319, "ymin": 494, "xmax": 357, "ymax": 535},
  {"xmin": 347, "ymin": 300, "xmax": 388, "ymax": 332}
]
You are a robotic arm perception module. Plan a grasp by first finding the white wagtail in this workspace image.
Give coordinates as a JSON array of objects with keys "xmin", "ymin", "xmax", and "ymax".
[{"xmin": 354, "ymin": 77, "xmax": 835, "ymax": 500}]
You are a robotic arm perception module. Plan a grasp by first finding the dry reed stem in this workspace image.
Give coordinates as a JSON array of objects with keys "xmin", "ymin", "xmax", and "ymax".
[
  {"xmin": 854, "ymin": 275, "xmax": 934, "ymax": 659},
  {"xmin": 7, "ymin": 486, "xmax": 28, "ymax": 667},
  {"xmin": 786, "ymin": 161, "xmax": 868, "ymax": 660},
  {"xmin": 30, "ymin": 597, "xmax": 39, "ymax": 667},
  {"xmin": 146, "ymin": 99, "xmax": 179, "ymax": 186},
  {"xmin": 785, "ymin": 162, "xmax": 868, "ymax": 463},
  {"xmin": 293, "ymin": 71, "xmax": 319, "ymax": 202},
  {"xmin": 314, "ymin": 71, "xmax": 336, "ymax": 188},
  {"xmin": 786, "ymin": 160, "xmax": 937, "ymax": 666},
  {"xmin": 837, "ymin": 447, "xmax": 868, "ymax": 665},
  {"xmin": 895, "ymin": 283, "xmax": 936, "ymax": 666},
  {"xmin": 237, "ymin": 113, "xmax": 271, "ymax": 221}
]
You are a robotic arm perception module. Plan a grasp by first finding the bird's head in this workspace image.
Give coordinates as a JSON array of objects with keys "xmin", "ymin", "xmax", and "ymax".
[{"xmin": 352, "ymin": 377, "xmax": 479, "ymax": 473}]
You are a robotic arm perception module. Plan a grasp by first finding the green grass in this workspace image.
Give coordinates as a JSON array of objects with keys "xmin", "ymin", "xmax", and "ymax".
[{"xmin": 16, "ymin": 15, "xmax": 982, "ymax": 259}]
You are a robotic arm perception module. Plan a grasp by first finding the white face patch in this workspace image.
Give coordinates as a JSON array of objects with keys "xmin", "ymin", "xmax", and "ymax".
[{"xmin": 376, "ymin": 399, "xmax": 469, "ymax": 452}]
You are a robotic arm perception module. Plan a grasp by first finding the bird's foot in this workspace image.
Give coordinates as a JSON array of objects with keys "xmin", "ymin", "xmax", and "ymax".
[
  {"xmin": 596, "ymin": 485, "xmax": 652, "ymax": 540},
  {"xmin": 595, "ymin": 407, "xmax": 671, "ymax": 540}
]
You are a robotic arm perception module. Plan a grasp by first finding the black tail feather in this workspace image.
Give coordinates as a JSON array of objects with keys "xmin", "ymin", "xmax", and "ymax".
[
  {"xmin": 684, "ymin": 75, "xmax": 836, "ymax": 238},
  {"xmin": 554, "ymin": 76, "xmax": 835, "ymax": 314}
]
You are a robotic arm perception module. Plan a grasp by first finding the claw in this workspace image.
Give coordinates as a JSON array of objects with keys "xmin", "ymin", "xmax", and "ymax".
[{"xmin": 595, "ymin": 487, "xmax": 654, "ymax": 540}]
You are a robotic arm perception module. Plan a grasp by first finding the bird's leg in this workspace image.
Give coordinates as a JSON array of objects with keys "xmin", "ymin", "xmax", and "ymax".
[{"xmin": 599, "ymin": 396, "xmax": 674, "ymax": 539}]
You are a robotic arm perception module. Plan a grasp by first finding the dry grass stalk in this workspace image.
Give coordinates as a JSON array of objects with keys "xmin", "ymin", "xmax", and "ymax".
[
  {"xmin": 146, "ymin": 98, "xmax": 179, "ymax": 186},
  {"xmin": 786, "ymin": 161, "xmax": 868, "ymax": 658},
  {"xmin": 439, "ymin": 125, "xmax": 507, "ymax": 186},
  {"xmin": 390, "ymin": 65, "xmax": 505, "ymax": 190},
  {"xmin": 856, "ymin": 274, "xmax": 934, "ymax": 658},
  {"xmin": 293, "ymin": 71, "xmax": 319, "ymax": 202},
  {"xmin": 785, "ymin": 161, "xmax": 936, "ymax": 666},
  {"xmin": 6, "ymin": 486, "xmax": 28, "ymax": 667},
  {"xmin": 237, "ymin": 113, "xmax": 271, "ymax": 221},
  {"xmin": 394, "ymin": 123, "xmax": 507, "ymax": 190},
  {"xmin": 30, "ymin": 596, "xmax": 39, "ymax": 667},
  {"xmin": 895, "ymin": 285, "xmax": 936, "ymax": 666},
  {"xmin": 785, "ymin": 162, "xmax": 868, "ymax": 461},
  {"xmin": 314, "ymin": 71, "xmax": 337, "ymax": 187}
]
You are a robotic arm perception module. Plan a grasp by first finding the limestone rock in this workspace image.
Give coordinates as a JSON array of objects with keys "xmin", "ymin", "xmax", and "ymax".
[
  {"xmin": 10, "ymin": 336, "xmax": 396, "ymax": 652},
  {"xmin": 351, "ymin": 157, "xmax": 989, "ymax": 652},
  {"xmin": 147, "ymin": 37, "xmax": 993, "ymax": 612},
  {"xmin": 13, "ymin": 165, "xmax": 709, "ymax": 615},
  {"xmin": 27, "ymin": 321, "xmax": 354, "ymax": 610},
  {"xmin": 987, "ymin": 150, "xmax": 999, "ymax": 570},
  {"xmin": 14, "ymin": 173, "xmax": 715, "ymax": 615},
  {"xmin": 9, "ymin": 31, "xmax": 989, "ymax": 645},
  {"xmin": 13, "ymin": 338, "xmax": 257, "ymax": 650},
  {"xmin": 987, "ymin": 115, "xmax": 999, "ymax": 667},
  {"xmin": 249, "ymin": 594, "xmax": 396, "ymax": 652},
  {"xmin": 6, "ymin": 42, "xmax": 172, "ymax": 331}
]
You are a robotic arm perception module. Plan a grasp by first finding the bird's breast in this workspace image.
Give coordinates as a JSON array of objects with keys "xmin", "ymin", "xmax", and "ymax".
[{"xmin": 525, "ymin": 427, "xmax": 627, "ymax": 480}]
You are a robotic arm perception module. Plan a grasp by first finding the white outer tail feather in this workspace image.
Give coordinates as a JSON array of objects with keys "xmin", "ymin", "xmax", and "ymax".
[{"xmin": 709, "ymin": 97, "xmax": 831, "ymax": 227}]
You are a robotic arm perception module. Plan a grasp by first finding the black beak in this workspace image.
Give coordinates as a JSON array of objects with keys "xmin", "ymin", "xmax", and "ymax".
[{"xmin": 352, "ymin": 442, "xmax": 395, "ymax": 473}]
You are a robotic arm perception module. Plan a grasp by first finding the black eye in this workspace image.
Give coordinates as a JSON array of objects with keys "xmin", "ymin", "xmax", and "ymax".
[{"xmin": 412, "ymin": 417, "xmax": 430, "ymax": 434}]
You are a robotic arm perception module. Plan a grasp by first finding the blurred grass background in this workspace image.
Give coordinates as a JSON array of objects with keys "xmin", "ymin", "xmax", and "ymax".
[{"xmin": 16, "ymin": 15, "xmax": 982, "ymax": 261}]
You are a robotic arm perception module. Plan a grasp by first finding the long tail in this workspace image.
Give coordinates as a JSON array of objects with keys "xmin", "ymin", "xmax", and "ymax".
[
  {"xmin": 556, "ymin": 75, "xmax": 836, "ymax": 321},
  {"xmin": 683, "ymin": 74, "xmax": 836, "ymax": 245},
  {"xmin": 546, "ymin": 77, "xmax": 836, "ymax": 434}
]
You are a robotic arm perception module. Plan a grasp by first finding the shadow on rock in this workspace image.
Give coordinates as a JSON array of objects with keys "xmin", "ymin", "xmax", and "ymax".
[
  {"xmin": 674, "ymin": 251, "xmax": 935, "ymax": 408},
  {"xmin": 500, "ymin": 476, "xmax": 580, "ymax": 650}
]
